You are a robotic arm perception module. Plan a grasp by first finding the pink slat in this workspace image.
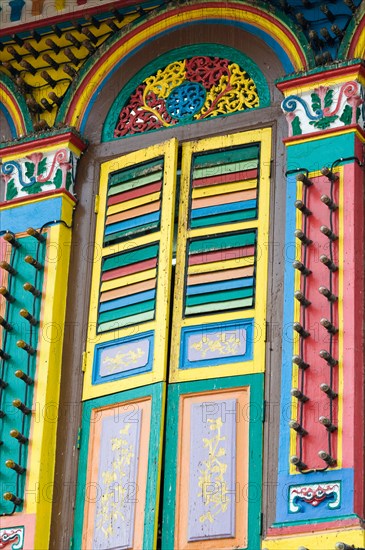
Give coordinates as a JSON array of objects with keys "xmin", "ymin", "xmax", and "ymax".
[
  {"xmin": 100, "ymin": 278, "xmax": 156, "ymax": 302},
  {"xmin": 107, "ymin": 181, "xmax": 162, "ymax": 206},
  {"xmin": 187, "ymin": 266, "xmax": 255, "ymax": 285},
  {"xmin": 192, "ymin": 189, "xmax": 257, "ymax": 209},
  {"xmin": 188, "ymin": 245, "xmax": 255, "ymax": 266},
  {"xmin": 101, "ymin": 257, "xmax": 158, "ymax": 282},
  {"xmin": 192, "ymin": 168, "xmax": 258, "ymax": 188},
  {"xmin": 106, "ymin": 201, "xmax": 161, "ymax": 225}
]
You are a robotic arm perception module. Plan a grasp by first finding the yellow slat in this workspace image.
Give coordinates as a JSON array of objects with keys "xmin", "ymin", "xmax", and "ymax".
[
  {"xmin": 192, "ymin": 178, "xmax": 257, "ymax": 199},
  {"xmin": 187, "ymin": 255, "xmax": 255, "ymax": 275},
  {"xmin": 107, "ymin": 191, "xmax": 161, "ymax": 216},
  {"xmin": 100, "ymin": 268, "xmax": 157, "ymax": 292}
]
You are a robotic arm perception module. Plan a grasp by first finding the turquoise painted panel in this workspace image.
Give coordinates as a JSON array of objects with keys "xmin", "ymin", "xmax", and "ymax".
[{"xmin": 0, "ymin": 235, "xmax": 46, "ymax": 514}]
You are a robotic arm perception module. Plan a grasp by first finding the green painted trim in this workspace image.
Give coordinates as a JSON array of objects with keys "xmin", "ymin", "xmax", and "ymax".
[
  {"xmin": 102, "ymin": 43, "xmax": 270, "ymax": 142},
  {"xmin": 286, "ymin": 132, "xmax": 356, "ymax": 172},
  {"xmin": 161, "ymin": 374, "xmax": 264, "ymax": 550},
  {"xmin": 72, "ymin": 382, "xmax": 165, "ymax": 550}
]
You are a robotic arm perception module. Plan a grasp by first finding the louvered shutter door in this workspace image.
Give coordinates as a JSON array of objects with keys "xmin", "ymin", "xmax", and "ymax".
[
  {"xmin": 170, "ymin": 129, "xmax": 271, "ymax": 382},
  {"xmin": 83, "ymin": 139, "xmax": 178, "ymax": 399}
]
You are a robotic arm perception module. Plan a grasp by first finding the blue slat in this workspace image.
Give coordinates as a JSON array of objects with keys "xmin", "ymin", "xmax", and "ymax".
[
  {"xmin": 191, "ymin": 199, "xmax": 257, "ymax": 219},
  {"xmin": 186, "ymin": 277, "xmax": 254, "ymax": 295},
  {"xmin": 104, "ymin": 211, "xmax": 161, "ymax": 235},
  {"xmin": 99, "ymin": 289, "xmax": 156, "ymax": 313}
]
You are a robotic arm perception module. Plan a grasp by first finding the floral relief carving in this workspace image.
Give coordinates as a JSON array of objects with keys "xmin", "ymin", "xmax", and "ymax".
[{"xmin": 282, "ymin": 80, "xmax": 364, "ymax": 136}]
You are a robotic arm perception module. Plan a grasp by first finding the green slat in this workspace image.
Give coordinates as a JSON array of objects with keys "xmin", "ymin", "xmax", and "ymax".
[
  {"xmin": 189, "ymin": 231, "xmax": 256, "ymax": 254},
  {"xmin": 98, "ymin": 299, "xmax": 156, "ymax": 324},
  {"xmin": 102, "ymin": 243, "xmax": 159, "ymax": 272},
  {"xmin": 185, "ymin": 297, "xmax": 253, "ymax": 315},
  {"xmin": 98, "ymin": 310, "xmax": 155, "ymax": 332},
  {"xmin": 109, "ymin": 159, "xmax": 163, "ymax": 186},
  {"xmin": 193, "ymin": 159, "xmax": 258, "ymax": 179},
  {"xmin": 193, "ymin": 144, "xmax": 259, "ymax": 169},
  {"xmin": 185, "ymin": 287, "xmax": 254, "ymax": 307},
  {"xmin": 103, "ymin": 221, "xmax": 160, "ymax": 245},
  {"xmin": 190, "ymin": 209, "xmax": 257, "ymax": 228},
  {"xmin": 108, "ymin": 170, "xmax": 163, "ymax": 196}
]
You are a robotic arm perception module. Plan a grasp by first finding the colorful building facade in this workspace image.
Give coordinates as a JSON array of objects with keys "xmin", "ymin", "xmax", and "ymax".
[{"xmin": 0, "ymin": 1, "xmax": 364, "ymax": 549}]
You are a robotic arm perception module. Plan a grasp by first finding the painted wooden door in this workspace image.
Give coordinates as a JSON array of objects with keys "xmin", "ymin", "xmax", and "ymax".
[{"xmin": 73, "ymin": 129, "xmax": 271, "ymax": 549}]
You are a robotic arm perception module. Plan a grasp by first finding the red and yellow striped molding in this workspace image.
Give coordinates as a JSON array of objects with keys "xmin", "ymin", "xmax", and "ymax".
[{"xmin": 63, "ymin": 1, "xmax": 308, "ymax": 130}]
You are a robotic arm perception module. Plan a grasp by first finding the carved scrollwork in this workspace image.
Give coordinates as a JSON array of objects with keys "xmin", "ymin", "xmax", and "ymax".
[{"xmin": 114, "ymin": 55, "xmax": 260, "ymax": 137}]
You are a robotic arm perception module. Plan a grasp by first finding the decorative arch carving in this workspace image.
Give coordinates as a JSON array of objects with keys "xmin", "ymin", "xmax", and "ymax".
[{"xmin": 103, "ymin": 45, "xmax": 269, "ymax": 141}]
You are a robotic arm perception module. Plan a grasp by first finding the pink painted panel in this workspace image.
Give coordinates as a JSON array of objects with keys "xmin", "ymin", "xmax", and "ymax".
[
  {"xmin": 82, "ymin": 399, "xmax": 151, "ymax": 550},
  {"xmin": 174, "ymin": 389, "xmax": 249, "ymax": 550},
  {"xmin": 187, "ymin": 399, "xmax": 237, "ymax": 541}
]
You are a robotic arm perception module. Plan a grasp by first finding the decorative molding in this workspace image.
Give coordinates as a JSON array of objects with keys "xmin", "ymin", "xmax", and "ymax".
[
  {"xmin": 1, "ymin": 148, "xmax": 77, "ymax": 200},
  {"xmin": 282, "ymin": 81, "xmax": 364, "ymax": 136},
  {"xmin": 0, "ymin": 528, "xmax": 24, "ymax": 550},
  {"xmin": 289, "ymin": 482, "xmax": 341, "ymax": 513}
]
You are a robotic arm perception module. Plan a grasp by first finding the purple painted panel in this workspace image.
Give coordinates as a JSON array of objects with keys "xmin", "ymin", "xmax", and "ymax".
[
  {"xmin": 92, "ymin": 409, "xmax": 142, "ymax": 549},
  {"xmin": 187, "ymin": 399, "xmax": 237, "ymax": 541},
  {"xmin": 99, "ymin": 339, "xmax": 150, "ymax": 377},
  {"xmin": 187, "ymin": 329, "xmax": 246, "ymax": 362}
]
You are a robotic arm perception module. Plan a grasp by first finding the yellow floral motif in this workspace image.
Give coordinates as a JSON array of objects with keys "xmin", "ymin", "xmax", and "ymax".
[
  {"xmin": 191, "ymin": 333, "xmax": 242, "ymax": 358},
  {"xmin": 198, "ymin": 62, "xmax": 259, "ymax": 119},
  {"xmin": 102, "ymin": 347, "xmax": 145, "ymax": 373},
  {"xmin": 198, "ymin": 417, "xmax": 230, "ymax": 524},
  {"xmin": 95, "ymin": 424, "xmax": 135, "ymax": 539},
  {"xmin": 142, "ymin": 60, "xmax": 186, "ymax": 125}
]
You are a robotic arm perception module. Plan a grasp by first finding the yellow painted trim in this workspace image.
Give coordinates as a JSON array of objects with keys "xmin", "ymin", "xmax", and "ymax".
[
  {"xmin": 169, "ymin": 128, "xmax": 272, "ymax": 382},
  {"xmin": 289, "ymin": 167, "xmax": 344, "ymax": 474},
  {"xmin": 262, "ymin": 527, "xmax": 365, "ymax": 549},
  {"xmin": 82, "ymin": 139, "xmax": 178, "ymax": 400},
  {"xmin": 23, "ymin": 221, "xmax": 73, "ymax": 549}
]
